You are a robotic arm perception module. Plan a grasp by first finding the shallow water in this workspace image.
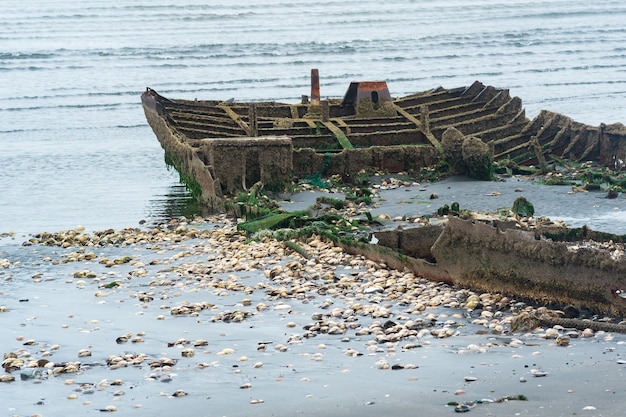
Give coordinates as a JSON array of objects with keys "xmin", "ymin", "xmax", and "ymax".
[
  {"xmin": 2, "ymin": 0, "xmax": 626, "ymax": 236},
  {"xmin": 2, "ymin": 4, "xmax": 626, "ymax": 414}
]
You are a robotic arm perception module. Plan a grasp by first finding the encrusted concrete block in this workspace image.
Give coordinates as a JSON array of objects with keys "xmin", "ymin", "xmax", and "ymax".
[{"xmin": 199, "ymin": 136, "xmax": 293, "ymax": 194}]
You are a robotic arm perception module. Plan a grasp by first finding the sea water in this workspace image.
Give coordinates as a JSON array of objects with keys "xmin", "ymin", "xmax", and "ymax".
[{"xmin": 2, "ymin": 0, "xmax": 626, "ymax": 237}]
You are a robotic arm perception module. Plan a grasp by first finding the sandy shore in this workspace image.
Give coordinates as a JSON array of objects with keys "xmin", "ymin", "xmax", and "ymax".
[{"xmin": 2, "ymin": 177, "xmax": 626, "ymax": 417}]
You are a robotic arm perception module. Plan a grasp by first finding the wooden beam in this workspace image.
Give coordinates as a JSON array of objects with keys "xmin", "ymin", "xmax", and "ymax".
[
  {"xmin": 392, "ymin": 103, "xmax": 443, "ymax": 155},
  {"xmin": 323, "ymin": 121, "xmax": 354, "ymax": 150},
  {"xmin": 218, "ymin": 103, "xmax": 251, "ymax": 136}
]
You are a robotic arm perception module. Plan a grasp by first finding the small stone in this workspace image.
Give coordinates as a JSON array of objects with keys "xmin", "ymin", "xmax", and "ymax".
[
  {"xmin": 193, "ymin": 339, "xmax": 208, "ymax": 347},
  {"xmin": 77, "ymin": 349, "xmax": 92, "ymax": 357},
  {"xmin": 181, "ymin": 348, "xmax": 195, "ymax": 358},
  {"xmin": 99, "ymin": 405, "xmax": 117, "ymax": 412},
  {"xmin": 556, "ymin": 335, "xmax": 570, "ymax": 346}
]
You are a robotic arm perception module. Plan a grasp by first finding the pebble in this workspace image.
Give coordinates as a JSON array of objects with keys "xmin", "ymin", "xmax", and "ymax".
[
  {"xmin": 556, "ymin": 335, "xmax": 570, "ymax": 346},
  {"xmin": 77, "ymin": 349, "xmax": 92, "ymax": 357},
  {"xmin": 181, "ymin": 348, "xmax": 195, "ymax": 358},
  {"xmin": 5, "ymin": 215, "xmax": 622, "ymax": 414},
  {"xmin": 0, "ymin": 375, "xmax": 16, "ymax": 383}
]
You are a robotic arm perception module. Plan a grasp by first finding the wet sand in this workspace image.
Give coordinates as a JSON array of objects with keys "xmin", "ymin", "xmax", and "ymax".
[
  {"xmin": 284, "ymin": 176, "xmax": 626, "ymax": 234},
  {"xmin": 2, "ymin": 177, "xmax": 626, "ymax": 417}
]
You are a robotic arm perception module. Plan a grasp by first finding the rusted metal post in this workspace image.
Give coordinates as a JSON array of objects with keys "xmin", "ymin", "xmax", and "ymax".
[
  {"xmin": 248, "ymin": 103, "xmax": 258, "ymax": 137},
  {"xmin": 311, "ymin": 69, "xmax": 320, "ymax": 106}
]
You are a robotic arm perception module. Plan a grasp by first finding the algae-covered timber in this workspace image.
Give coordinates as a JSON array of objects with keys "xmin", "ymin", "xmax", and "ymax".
[{"xmin": 365, "ymin": 216, "xmax": 626, "ymax": 317}]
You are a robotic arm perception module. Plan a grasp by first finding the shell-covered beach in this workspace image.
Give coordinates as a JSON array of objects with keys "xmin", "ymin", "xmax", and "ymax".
[{"xmin": 3, "ymin": 177, "xmax": 626, "ymax": 416}]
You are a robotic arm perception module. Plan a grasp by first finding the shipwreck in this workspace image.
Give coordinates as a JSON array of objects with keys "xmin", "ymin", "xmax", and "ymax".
[
  {"xmin": 142, "ymin": 70, "xmax": 626, "ymax": 320},
  {"xmin": 142, "ymin": 69, "xmax": 626, "ymax": 208}
]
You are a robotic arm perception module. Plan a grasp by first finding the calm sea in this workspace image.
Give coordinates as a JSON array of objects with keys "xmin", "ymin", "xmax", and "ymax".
[{"xmin": 2, "ymin": 0, "xmax": 626, "ymax": 239}]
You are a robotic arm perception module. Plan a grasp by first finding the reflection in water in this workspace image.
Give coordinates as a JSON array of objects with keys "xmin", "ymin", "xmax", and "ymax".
[{"xmin": 147, "ymin": 184, "xmax": 209, "ymax": 225}]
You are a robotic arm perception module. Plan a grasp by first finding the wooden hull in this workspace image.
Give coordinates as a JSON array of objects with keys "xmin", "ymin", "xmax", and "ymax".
[
  {"xmin": 344, "ymin": 217, "xmax": 626, "ymax": 316},
  {"xmin": 141, "ymin": 80, "xmax": 626, "ymax": 202}
]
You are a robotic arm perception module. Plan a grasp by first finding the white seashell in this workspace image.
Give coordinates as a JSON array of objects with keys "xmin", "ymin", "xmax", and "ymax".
[
  {"xmin": 193, "ymin": 339, "xmax": 208, "ymax": 347},
  {"xmin": 0, "ymin": 375, "xmax": 16, "ymax": 383},
  {"xmin": 77, "ymin": 349, "xmax": 92, "ymax": 357},
  {"xmin": 364, "ymin": 286, "xmax": 384, "ymax": 294}
]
